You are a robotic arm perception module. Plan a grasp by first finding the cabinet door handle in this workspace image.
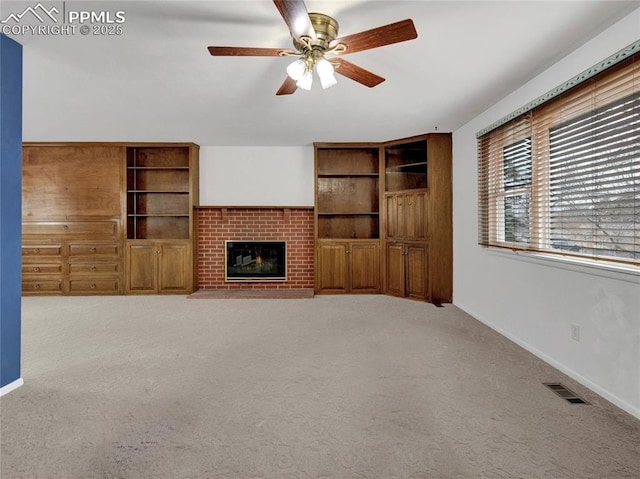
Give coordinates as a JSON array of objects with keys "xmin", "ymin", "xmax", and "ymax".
[
  {"xmin": 34, "ymin": 283, "xmax": 41, "ymax": 289},
  {"xmin": 90, "ymin": 247, "xmax": 97, "ymax": 253},
  {"xmin": 90, "ymin": 283, "xmax": 97, "ymax": 289},
  {"xmin": 33, "ymin": 266, "xmax": 41, "ymax": 272},
  {"xmin": 34, "ymin": 248, "xmax": 41, "ymax": 254},
  {"xmin": 90, "ymin": 266, "xmax": 97, "ymax": 271}
]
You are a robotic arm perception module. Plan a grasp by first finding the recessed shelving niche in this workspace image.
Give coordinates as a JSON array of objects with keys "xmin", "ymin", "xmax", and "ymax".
[{"xmin": 126, "ymin": 147, "xmax": 192, "ymax": 240}]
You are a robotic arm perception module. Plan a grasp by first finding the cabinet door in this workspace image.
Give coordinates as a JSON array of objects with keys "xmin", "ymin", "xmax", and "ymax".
[
  {"xmin": 385, "ymin": 194, "xmax": 398, "ymax": 239},
  {"xmin": 127, "ymin": 243, "xmax": 158, "ymax": 293},
  {"xmin": 316, "ymin": 242, "xmax": 349, "ymax": 293},
  {"xmin": 396, "ymin": 194, "xmax": 407, "ymax": 238},
  {"xmin": 405, "ymin": 192, "xmax": 427, "ymax": 240},
  {"xmin": 406, "ymin": 243, "xmax": 428, "ymax": 301},
  {"xmin": 385, "ymin": 243, "xmax": 405, "ymax": 297},
  {"xmin": 350, "ymin": 242, "xmax": 380, "ymax": 293},
  {"xmin": 158, "ymin": 242, "xmax": 191, "ymax": 293}
]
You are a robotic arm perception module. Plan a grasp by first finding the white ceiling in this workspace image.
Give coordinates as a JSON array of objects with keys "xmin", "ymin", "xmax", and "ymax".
[{"xmin": 7, "ymin": 0, "xmax": 639, "ymax": 146}]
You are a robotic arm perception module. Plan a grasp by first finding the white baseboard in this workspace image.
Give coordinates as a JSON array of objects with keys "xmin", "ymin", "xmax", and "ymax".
[
  {"xmin": 454, "ymin": 301, "xmax": 640, "ymax": 420},
  {"xmin": 0, "ymin": 378, "xmax": 24, "ymax": 397}
]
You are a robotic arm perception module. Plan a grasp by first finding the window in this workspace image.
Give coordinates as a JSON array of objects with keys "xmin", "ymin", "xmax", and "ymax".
[
  {"xmin": 502, "ymin": 137, "xmax": 532, "ymax": 243},
  {"xmin": 478, "ymin": 52, "xmax": 640, "ymax": 267}
]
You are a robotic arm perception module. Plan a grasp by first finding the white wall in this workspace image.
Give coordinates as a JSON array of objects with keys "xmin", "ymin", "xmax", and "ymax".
[
  {"xmin": 453, "ymin": 9, "xmax": 640, "ymax": 418},
  {"xmin": 199, "ymin": 146, "xmax": 314, "ymax": 206}
]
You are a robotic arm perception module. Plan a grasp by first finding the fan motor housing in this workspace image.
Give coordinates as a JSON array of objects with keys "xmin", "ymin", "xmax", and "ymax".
[{"xmin": 294, "ymin": 12, "xmax": 339, "ymax": 51}]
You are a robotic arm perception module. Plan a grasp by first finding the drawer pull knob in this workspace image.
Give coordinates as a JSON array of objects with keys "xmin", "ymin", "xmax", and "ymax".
[
  {"xmin": 33, "ymin": 267, "xmax": 40, "ymax": 272},
  {"xmin": 90, "ymin": 283, "xmax": 97, "ymax": 289},
  {"xmin": 63, "ymin": 225, "xmax": 69, "ymax": 230},
  {"xmin": 34, "ymin": 248, "xmax": 40, "ymax": 253},
  {"xmin": 90, "ymin": 266, "xmax": 97, "ymax": 271},
  {"xmin": 34, "ymin": 284, "xmax": 41, "ymax": 289},
  {"xmin": 90, "ymin": 247, "xmax": 97, "ymax": 253}
]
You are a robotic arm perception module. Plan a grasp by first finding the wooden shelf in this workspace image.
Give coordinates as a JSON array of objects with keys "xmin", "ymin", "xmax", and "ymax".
[
  {"xmin": 317, "ymin": 173, "xmax": 379, "ymax": 178},
  {"xmin": 317, "ymin": 216, "xmax": 379, "ymax": 239},
  {"xmin": 127, "ymin": 216, "xmax": 190, "ymax": 240},
  {"xmin": 385, "ymin": 141, "xmax": 427, "ymax": 192},
  {"xmin": 317, "ymin": 212, "xmax": 379, "ymax": 216},
  {"xmin": 315, "ymin": 143, "xmax": 381, "ymax": 244},
  {"xmin": 127, "ymin": 166, "xmax": 189, "ymax": 170},
  {"xmin": 126, "ymin": 146, "xmax": 194, "ymax": 241},
  {"xmin": 127, "ymin": 190, "xmax": 189, "ymax": 194},
  {"xmin": 385, "ymin": 161, "xmax": 427, "ymax": 172},
  {"xmin": 316, "ymin": 146, "xmax": 379, "ymax": 176},
  {"xmin": 127, "ymin": 214, "xmax": 189, "ymax": 218}
]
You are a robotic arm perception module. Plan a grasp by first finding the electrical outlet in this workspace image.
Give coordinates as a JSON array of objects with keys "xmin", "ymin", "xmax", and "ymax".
[{"xmin": 571, "ymin": 324, "xmax": 580, "ymax": 342}]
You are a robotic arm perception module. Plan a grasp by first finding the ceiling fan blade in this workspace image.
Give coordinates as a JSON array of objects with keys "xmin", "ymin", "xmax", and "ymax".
[
  {"xmin": 273, "ymin": 0, "xmax": 317, "ymax": 41},
  {"xmin": 333, "ymin": 58, "xmax": 385, "ymax": 88},
  {"xmin": 208, "ymin": 46, "xmax": 295, "ymax": 57},
  {"xmin": 331, "ymin": 19, "xmax": 417, "ymax": 54},
  {"xmin": 276, "ymin": 76, "xmax": 298, "ymax": 95}
]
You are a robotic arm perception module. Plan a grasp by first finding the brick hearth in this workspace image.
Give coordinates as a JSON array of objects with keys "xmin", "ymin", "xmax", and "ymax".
[{"xmin": 195, "ymin": 207, "xmax": 314, "ymax": 290}]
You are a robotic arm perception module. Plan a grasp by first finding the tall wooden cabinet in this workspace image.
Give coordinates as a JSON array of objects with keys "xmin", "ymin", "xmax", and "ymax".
[
  {"xmin": 314, "ymin": 144, "xmax": 381, "ymax": 294},
  {"xmin": 125, "ymin": 145, "xmax": 198, "ymax": 294},
  {"xmin": 383, "ymin": 134, "xmax": 452, "ymax": 303},
  {"xmin": 21, "ymin": 142, "xmax": 199, "ymax": 296},
  {"xmin": 314, "ymin": 134, "xmax": 452, "ymax": 303}
]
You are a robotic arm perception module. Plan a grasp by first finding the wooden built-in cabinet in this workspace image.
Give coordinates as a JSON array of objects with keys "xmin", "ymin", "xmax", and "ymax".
[
  {"xmin": 22, "ymin": 145, "xmax": 124, "ymax": 295},
  {"xmin": 314, "ymin": 144, "xmax": 381, "ymax": 294},
  {"xmin": 126, "ymin": 242, "xmax": 191, "ymax": 294},
  {"xmin": 21, "ymin": 142, "xmax": 199, "ymax": 296},
  {"xmin": 383, "ymin": 135, "xmax": 452, "ymax": 303},
  {"xmin": 314, "ymin": 133, "xmax": 452, "ymax": 303},
  {"xmin": 386, "ymin": 242, "xmax": 428, "ymax": 301},
  {"xmin": 316, "ymin": 240, "xmax": 380, "ymax": 293},
  {"xmin": 125, "ymin": 145, "xmax": 198, "ymax": 294}
]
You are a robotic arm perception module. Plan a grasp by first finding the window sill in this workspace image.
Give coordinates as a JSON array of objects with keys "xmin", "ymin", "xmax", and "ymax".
[{"xmin": 487, "ymin": 247, "xmax": 640, "ymax": 284}]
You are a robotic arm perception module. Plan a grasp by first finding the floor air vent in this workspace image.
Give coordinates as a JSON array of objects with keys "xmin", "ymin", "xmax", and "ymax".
[{"xmin": 544, "ymin": 383, "xmax": 589, "ymax": 404}]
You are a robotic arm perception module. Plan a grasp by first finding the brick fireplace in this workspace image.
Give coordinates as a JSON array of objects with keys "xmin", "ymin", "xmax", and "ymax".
[{"xmin": 195, "ymin": 207, "xmax": 314, "ymax": 291}]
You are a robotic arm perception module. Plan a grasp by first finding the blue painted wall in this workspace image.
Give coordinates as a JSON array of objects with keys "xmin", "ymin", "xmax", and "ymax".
[{"xmin": 0, "ymin": 34, "xmax": 23, "ymax": 389}]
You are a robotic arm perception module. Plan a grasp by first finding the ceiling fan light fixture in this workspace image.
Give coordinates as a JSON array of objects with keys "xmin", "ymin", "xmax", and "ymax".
[
  {"xmin": 296, "ymin": 70, "xmax": 313, "ymax": 90},
  {"xmin": 286, "ymin": 58, "xmax": 306, "ymax": 81},
  {"xmin": 208, "ymin": 2, "xmax": 418, "ymax": 95},
  {"xmin": 316, "ymin": 57, "xmax": 337, "ymax": 89}
]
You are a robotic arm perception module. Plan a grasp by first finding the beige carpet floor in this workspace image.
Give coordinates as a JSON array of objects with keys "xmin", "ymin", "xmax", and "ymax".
[{"xmin": 1, "ymin": 295, "xmax": 639, "ymax": 478}]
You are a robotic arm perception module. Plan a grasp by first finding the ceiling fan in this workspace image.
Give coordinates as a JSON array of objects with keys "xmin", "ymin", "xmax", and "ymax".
[{"xmin": 207, "ymin": 0, "xmax": 418, "ymax": 95}]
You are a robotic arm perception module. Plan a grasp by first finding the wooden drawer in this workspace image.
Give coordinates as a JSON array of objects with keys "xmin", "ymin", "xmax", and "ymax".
[
  {"xmin": 22, "ymin": 263, "xmax": 63, "ymax": 275},
  {"xmin": 68, "ymin": 243, "xmax": 120, "ymax": 257},
  {"xmin": 69, "ymin": 262, "xmax": 120, "ymax": 274},
  {"xmin": 69, "ymin": 279, "xmax": 120, "ymax": 294},
  {"xmin": 22, "ymin": 280, "xmax": 63, "ymax": 294},
  {"xmin": 23, "ymin": 221, "xmax": 118, "ymax": 236},
  {"xmin": 22, "ymin": 244, "xmax": 63, "ymax": 257}
]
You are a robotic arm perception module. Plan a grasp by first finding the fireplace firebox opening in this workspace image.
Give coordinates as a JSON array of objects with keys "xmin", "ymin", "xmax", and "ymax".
[{"xmin": 225, "ymin": 240, "xmax": 287, "ymax": 281}]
